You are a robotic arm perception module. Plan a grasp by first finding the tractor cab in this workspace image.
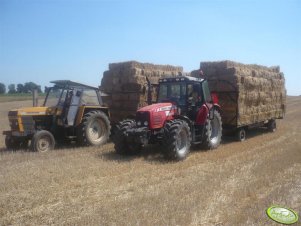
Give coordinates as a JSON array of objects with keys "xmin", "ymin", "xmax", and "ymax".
[
  {"xmin": 45, "ymin": 80, "xmax": 104, "ymax": 126},
  {"xmin": 157, "ymin": 76, "xmax": 214, "ymax": 120}
]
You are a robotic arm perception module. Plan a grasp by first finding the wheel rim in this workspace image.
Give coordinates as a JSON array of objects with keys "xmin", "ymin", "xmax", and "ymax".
[
  {"xmin": 210, "ymin": 116, "xmax": 220, "ymax": 144},
  {"xmin": 37, "ymin": 135, "xmax": 51, "ymax": 152},
  {"xmin": 176, "ymin": 129, "xmax": 188, "ymax": 156},
  {"xmin": 88, "ymin": 119, "xmax": 105, "ymax": 143},
  {"xmin": 271, "ymin": 121, "xmax": 276, "ymax": 132},
  {"xmin": 240, "ymin": 130, "xmax": 245, "ymax": 140}
]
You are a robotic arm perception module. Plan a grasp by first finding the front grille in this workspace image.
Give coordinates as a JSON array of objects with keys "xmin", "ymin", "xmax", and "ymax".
[
  {"xmin": 10, "ymin": 119, "xmax": 19, "ymax": 131},
  {"xmin": 21, "ymin": 116, "xmax": 35, "ymax": 132},
  {"xmin": 8, "ymin": 111, "xmax": 18, "ymax": 117},
  {"xmin": 153, "ymin": 113, "xmax": 163, "ymax": 126},
  {"xmin": 136, "ymin": 111, "xmax": 150, "ymax": 127}
]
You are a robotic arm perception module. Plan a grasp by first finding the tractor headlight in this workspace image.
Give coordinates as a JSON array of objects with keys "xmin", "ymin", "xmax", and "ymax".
[
  {"xmin": 137, "ymin": 121, "xmax": 141, "ymax": 126},
  {"xmin": 144, "ymin": 121, "xmax": 148, "ymax": 126}
]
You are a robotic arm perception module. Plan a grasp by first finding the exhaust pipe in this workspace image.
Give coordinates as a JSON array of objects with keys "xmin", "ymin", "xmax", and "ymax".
[{"xmin": 32, "ymin": 89, "xmax": 38, "ymax": 107}]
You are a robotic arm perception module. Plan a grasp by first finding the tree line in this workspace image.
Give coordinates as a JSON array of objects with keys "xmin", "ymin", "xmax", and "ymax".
[{"xmin": 0, "ymin": 82, "xmax": 43, "ymax": 94}]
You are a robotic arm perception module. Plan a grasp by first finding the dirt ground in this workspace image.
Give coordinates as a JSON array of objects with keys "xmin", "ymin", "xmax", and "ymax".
[{"xmin": 0, "ymin": 97, "xmax": 300, "ymax": 225}]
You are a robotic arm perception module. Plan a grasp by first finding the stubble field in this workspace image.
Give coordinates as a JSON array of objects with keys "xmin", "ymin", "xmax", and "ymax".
[{"xmin": 0, "ymin": 97, "xmax": 300, "ymax": 225}]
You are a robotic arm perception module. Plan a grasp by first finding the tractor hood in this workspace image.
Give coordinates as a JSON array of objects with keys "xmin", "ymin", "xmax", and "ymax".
[
  {"xmin": 8, "ymin": 106, "xmax": 60, "ymax": 117},
  {"xmin": 138, "ymin": 103, "xmax": 174, "ymax": 113},
  {"xmin": 137, "ymin": 103, "xmax": 178, "ymax": 129},
  {"xmin": 6, "ymin": 106, "xmax": 61, "ymax": 133}
]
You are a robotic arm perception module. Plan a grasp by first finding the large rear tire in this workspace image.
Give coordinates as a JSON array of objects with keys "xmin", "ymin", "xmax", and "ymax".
[
  {"xmin": 77, "ymin": 111, "xmax": 111, "ymax": 146},
  {"xmin": 202, "ymin": 109, "xmax": 222, "ymax": 150},
  {"xmin": 163, "ymin": 119, "xmax": 192, "ymax": 161},
  {"xmin": 113, "ymin": 119, "xmax": 142, "ymax": 155},
  {"xmin": 31, "ymin": 130, "xmax": 55, "ymax": 152}
]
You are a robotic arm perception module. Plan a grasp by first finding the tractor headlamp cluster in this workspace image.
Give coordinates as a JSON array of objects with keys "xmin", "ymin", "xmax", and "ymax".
[
  {"xmin": 9, "ymin": 121, "xmax": 18, "ymax": 126},
  {"xmin": 136, "ymin": 121, "xmax": 149, "ymax": 127}
]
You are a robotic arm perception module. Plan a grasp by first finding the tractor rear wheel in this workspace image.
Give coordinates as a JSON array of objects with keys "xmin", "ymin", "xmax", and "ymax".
[
  {"xmin": 202, "ymin": 109, "xmax": 222, "ymax": 149},
  {"xmin": 31, "ymin": 130, "xmax": 55, "ymax": 152},
  {"xmin": 163, "ymin": 119, "xmax": 191, "ymax": 161},
  {"xmin": 77, "ymin": 111, "xmax": 111, "ymax": 146},
  {"xmin": 113, "ymin": 119, "xmax": 142, "ymax": 155}
]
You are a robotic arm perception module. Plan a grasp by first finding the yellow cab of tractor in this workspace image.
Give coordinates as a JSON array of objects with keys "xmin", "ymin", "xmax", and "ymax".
[{"xmin": 3, "ymin": 80, "xmax": 111, "ymax": 152}]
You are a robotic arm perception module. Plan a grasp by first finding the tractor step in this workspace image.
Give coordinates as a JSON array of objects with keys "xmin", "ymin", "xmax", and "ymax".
[{"xmin": 192, "ymin": 141, "xmax": 202, "ymax": 145}]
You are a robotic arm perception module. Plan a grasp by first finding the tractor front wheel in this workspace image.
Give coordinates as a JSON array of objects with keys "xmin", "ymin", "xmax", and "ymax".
[
  {"xmin": 31, "ymin": 130, "xmax": 55, "ymax": 152},
  {"xmin": 163, "ymin": 119, "xmax": 192, "ymax": 161},
  {"xmin": 77, "ymin": 111, "xmax": 111, "ymax": 146},
  {"xmin": 5, "ymin": 136, "xmax": 29, "ymax": 150},
  {"xmin": 113, "ymin": 119, "xmax": 142, "ymax": 155}
]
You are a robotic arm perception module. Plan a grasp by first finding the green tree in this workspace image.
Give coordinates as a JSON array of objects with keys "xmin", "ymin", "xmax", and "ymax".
[
  {"xmin": 24, "ymin": 82, "xmax": 42, "ymax": 93},
  {"xmin": 0, "ymin": 83, "xmax": 6, "ymax": 94},
  {"xmin": 8, "ymin": 84, "xmax": 16, "ymax": 94},
  {"xmin": 44, "ymin": 86, "xmax": 50, "ymax": 93},
  {"xmin": 37, "ymin": 85, "xmax": 42, "ymax": 93},
  {"xmin": 17, "ymin": 84, "xmax": 24, "ymax": 93}
]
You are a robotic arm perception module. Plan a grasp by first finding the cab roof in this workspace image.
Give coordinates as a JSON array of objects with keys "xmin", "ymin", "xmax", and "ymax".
[
  {"xmin": 50, "ymin": 80, "xmax": 98, "ymax": 90},
  {"xmin": 158, "ymin": 76, "xmax": 204, "ymax": 83}
]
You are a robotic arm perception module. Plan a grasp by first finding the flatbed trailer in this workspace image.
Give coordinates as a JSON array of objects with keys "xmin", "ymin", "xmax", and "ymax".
[{"xmin": 198, "ymin": 61, "xmax": 286, "ymax": 141}]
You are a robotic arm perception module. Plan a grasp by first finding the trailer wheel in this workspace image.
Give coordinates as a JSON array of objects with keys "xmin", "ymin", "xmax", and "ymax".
[
  {"xmin": 236, "ymin": 128, "xmax": 246, "ymax": 142},
  {"xmin": 5, "ymin": 136, "xmax": 29, "ymax": 150},
  {"xmin": 202, "ymin": 109, "xmax": 222, "ymax": 149},
  {"xmin": 267, "ymin": 119, "xmax": 276, "ymax": 132},
  {"xmin": 163, "ymin": 119, "xmax": 191, "ymax": 161},
  {"xmin": 77, "ymin": 111, "xmax": 111, "ymax": 146},
  {"xmin": 113, "ymin": 119, "xmax": 142, "ymax": 155},
  {"xmin": 31, "ymin": 130, "xmax": 55, "ymax": 152}
]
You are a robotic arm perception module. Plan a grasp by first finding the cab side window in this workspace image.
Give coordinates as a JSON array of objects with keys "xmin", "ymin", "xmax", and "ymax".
[
  {"xmin": 188, "ymin": 83, "xmax": 202, "ymax": 105},
  {"xmin": 81, "ymin": 90, "xmax": 99, "ymax": 105},
  {"xmin": 202, "ymin": 81, "xmax": 212, "ymax": 103}
]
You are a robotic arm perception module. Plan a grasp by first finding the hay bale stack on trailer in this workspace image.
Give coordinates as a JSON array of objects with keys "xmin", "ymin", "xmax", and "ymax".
[
  {"xmin": 196, "ymin": 60, "xmax": 286, "ymax": 140},
  {"xmin": 100, "ymin": 61, "xmax": 183, "ymax": 123}
]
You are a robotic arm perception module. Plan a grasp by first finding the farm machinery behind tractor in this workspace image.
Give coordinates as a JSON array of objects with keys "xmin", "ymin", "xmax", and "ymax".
[
  {"xmin": 3, "ymin": 80, "xmax": 111, "ymax": 152},
  {"xmin": 113, "ymin": 76, "xmax": 222, "ymax": 160}
]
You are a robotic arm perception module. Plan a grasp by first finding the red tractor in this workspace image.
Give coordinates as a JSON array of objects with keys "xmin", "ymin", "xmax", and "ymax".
[{"xmin": 113, "ymin": 76, "xmax": 222, "ymax": 160}]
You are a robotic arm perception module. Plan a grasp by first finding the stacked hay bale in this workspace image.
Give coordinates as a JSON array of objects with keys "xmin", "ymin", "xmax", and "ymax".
[
  {"xmin": 100, "ymin": 61, "xmax": 183, "ymax": 123},
  {"xmin": 198, "ymin": 61, "xmax": 286, "ymax": 127}
]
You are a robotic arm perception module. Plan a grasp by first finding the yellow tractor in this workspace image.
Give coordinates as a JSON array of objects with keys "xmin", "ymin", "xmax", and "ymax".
[{"xmin": 3, "ymin": 80, "xmax": 111, "ymax": 152}]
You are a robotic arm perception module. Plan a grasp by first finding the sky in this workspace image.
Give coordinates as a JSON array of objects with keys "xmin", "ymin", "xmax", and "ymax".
[{"xmin": 0, "ymin": 0, "xmax": 300, "ymax": 95}]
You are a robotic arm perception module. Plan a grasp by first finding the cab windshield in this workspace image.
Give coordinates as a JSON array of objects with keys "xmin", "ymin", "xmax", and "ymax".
[
  {"xmin": 158, "ymin": 82, "xmax": 187, "ymax": 105},
  {"xmin": 44, "ymin": 88, "xmax": 67, "ymax": 107}
]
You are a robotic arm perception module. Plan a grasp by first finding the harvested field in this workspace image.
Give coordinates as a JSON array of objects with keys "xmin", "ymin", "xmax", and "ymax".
[{"xmin": 0, "ymin": 97, "xmax": 300, "ymax": 225}]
